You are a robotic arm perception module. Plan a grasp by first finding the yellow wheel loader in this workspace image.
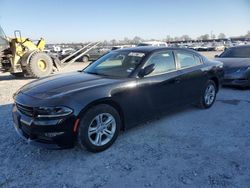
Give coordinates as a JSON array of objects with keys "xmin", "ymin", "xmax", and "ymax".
[
  {"xmin": 0, "ymin": 26, "xmax": 55, "ymax": 78},
  {"xmin": 0, "ymin": 25, "xmax": 100, "ymax": 78}
]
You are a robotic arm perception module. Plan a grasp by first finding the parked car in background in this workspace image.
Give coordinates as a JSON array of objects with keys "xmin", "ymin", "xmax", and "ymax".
[
  {"xmin": 197, "ymin": 44, "xmax": 214, "ymax": 51},
  {"xmin": 137, "ymin": 41, "xmax": 168, "ymax": 47},
  {"xmin": 189, "ymin": 44, "xmax": 201, "ymax": 51},
  {"xmin": 212, "ymin": 43, "xmax": 225, "ymax": 51},
  {"xmin": 215, "ymin": 45, "xmax": 250, "ymax": 87},
  {"xmin": 60, "ymin": 48, "xmax": 75, "ymax": 55},
  {"xmin": 13, "ymin": 47, "xmax": 223, "ymax": 152},
  {"xmin": 82, "ymin": 48, "xmax": 110, "ymax": 62}
]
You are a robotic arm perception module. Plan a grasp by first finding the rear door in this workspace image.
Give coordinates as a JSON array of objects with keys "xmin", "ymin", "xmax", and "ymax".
[{"xmin": 174, "ymin": 50, "xmax": 207, "ymax": 104}]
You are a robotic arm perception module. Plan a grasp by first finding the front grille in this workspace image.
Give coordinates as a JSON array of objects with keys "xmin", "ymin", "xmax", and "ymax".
[{"xmin": 16, "ymin": 102, "xmax": 34, "ymax": 117}]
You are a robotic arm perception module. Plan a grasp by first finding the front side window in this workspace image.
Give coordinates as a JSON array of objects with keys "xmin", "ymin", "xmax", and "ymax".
[
  {"xmin": 84, "ymin": 51, "xmax": 145, "ymax": 78},
  {"xmin": 176, "ymin": 52, "xmax": 201, "ymax": 68},
  {"xmin": 143, "ymin": 51, "xmax": 176, "ymax": 76}
]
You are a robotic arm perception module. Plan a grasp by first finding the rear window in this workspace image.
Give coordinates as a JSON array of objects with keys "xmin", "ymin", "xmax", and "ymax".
[{"xmin": 176, "ymin": 52, "xmax": 201, "ymax": 68}]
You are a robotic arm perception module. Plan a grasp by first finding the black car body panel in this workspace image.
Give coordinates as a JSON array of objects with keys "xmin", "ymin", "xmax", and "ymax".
[{"xmin": 13, "ymin": 47, "xmax": 224, "ymax": 148}]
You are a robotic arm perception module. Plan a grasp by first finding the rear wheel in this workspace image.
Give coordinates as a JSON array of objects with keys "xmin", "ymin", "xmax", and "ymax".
[
  {"xmin": 82, "ymin": 56, "xmax": 89, "ymax": 63},
  {"xmin": 197, "ymin": 80, "xmax": 217, "ymax": 109},
  {"xmin": 78, "ymin": 104, "xmax": 121, "ymax": 152},
  {"xmin": 26, "ymin": 52, "xmax": 53, "ymax": 78}
]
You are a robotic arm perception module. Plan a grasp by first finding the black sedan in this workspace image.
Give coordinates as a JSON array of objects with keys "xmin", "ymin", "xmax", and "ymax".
[
  {"xmin": 215, "ymin": 45, "xmax": 250, "ymax": 87},
  {"xmin": 13, "ymin": 47, "xmax": 223, "ymax": 152}
]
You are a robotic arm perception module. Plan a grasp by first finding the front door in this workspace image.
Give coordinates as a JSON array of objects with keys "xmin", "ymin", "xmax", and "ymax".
[{"xmin": 135, "ymin": 50, "xmax": 182, "ymax": 116}]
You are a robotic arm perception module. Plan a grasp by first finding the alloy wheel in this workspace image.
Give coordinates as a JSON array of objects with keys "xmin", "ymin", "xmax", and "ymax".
[
  {"xmin": 204, "ymin": 84, "xmax": 216, "ymax": 105},
  {"xmin": 88, "ymin": 113, "xmax": 116, "ymax": 146}
]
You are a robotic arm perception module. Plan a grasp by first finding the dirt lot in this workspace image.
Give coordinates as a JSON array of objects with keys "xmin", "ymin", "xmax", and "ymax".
[{"xmin": 0, "ymin": 51, "xmax": 250, "ymax": 188}]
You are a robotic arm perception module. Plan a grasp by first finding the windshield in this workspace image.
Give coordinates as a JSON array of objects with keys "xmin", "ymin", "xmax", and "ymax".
[
  {"xmin": 84, "ymin": 51, "xmax": 145, "ymax": 78},
  {"xmin": 219, "ymin": 47, "xmax": 250, "ymax": 58}
]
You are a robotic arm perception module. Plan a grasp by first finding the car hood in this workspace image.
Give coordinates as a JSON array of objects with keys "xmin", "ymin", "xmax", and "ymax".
[
  {"xmin": 215, "ymin": 58, "xmax": 250, "ymax": 69},
  {"xmin": 19, "ymin": 71, "xmax": 121, "ymax": 99}
]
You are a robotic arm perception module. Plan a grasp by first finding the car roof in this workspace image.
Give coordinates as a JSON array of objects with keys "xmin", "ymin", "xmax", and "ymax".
[{"xmin": 115, "ymin": 46, "xmax": 197, "ymax": 54}]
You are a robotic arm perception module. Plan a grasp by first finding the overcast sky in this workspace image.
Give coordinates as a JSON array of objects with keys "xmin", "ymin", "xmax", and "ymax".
[{"xmin": 0, "ymin": 0, "xmax": 249, "ymax": 43}]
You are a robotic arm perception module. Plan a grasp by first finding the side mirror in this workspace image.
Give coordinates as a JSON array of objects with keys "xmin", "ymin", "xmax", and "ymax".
[
  {"xmin": 214, "ymin": 55, "xmax": 219, "ymax": 58},
  {"xmin": 138, "ymin": 64, "xmax": 155, "ymax": 78}
]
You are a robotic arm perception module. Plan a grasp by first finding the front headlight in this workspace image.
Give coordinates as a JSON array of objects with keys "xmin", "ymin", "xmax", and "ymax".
[{"xmin": 35, "ymin": 106, "xmax": 73, "ymax": 118}]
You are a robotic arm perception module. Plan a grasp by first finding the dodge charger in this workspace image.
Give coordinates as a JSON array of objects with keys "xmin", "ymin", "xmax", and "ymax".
[{"xmin": 13, "ymin": 47, "xmax": 224, "ymax": 152}]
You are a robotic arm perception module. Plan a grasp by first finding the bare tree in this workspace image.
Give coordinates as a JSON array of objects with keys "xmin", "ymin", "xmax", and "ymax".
[
  {"xmin": 218, "ymin": 33, "xmax": 226, "ymax": 39},
  {"xmin": 102, "ymin": 40, "xmax": 109, "ymax": 46},
  {"xmin": 211, "ymin": 34, "xmax": 216, "ymax": 40},
  {"xmin": 197, "ymin": 34, "xmax": 210, "ymax": 40},
  {"xmin": 110, "ymin": 39, "xmax": 117, "ymax": 45},
  {"xmin": 123, "ymin": 37, "xmax": 130, "ymax": 44},
  {"xmin": 132, "ymin": 36, "xmax": 143, "ymax": 44},
  {"xmin": 181, "ymin": 35, "xmax": 192, "ymax": 41},
  {"xmin": 174, "ymin": 36, "xmax": 181, "ymax": 41},
  {"xmin": 245, "ymin": 31, "xmax": 250, "ymax": 38},
  {"xmin": 166, "ymin": 35, "xmax": 173, "ymax": 42}
]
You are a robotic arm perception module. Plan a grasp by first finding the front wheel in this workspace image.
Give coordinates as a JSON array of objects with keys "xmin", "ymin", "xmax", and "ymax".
[
  {"xmin": 26, "ymin": 52, "xmax": 53, "ymax": 78},
  {"xmin": 78, "ymin": 104, "xmax": 121, "ymax": 152},
  {"xmin": 197, "ymin": 80, "xmax": 217, "ymax": 109}
]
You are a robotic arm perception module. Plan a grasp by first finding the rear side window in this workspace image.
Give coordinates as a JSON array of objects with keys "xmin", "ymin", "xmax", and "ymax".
[
  {"xmin": 176, "ymin": 52, "xmax": 201, "ymax": 68},
  {"xmin": 144, "ymin": 51, "xmax": 176, "ymax": 76}
]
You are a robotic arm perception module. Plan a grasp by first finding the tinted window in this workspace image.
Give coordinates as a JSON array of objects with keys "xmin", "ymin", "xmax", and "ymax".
[
  {"xmin": 220, "ymin": 47, "xmax": 250, "ymax": 58},
  {"xmin": 84, "ymin": 51, "xmax": 144, "ymax": 77},
  {"xmin": 144, "ymin": 51, "xmax": 176, "ymax": 76},
  {"xmin": 176, "ymin": 52, "xmax": 200, "ymax": 68}
]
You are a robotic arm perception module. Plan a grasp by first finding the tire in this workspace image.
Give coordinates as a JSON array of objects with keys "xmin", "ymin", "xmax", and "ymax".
[
  {"xmin": 26, "ymin": 52, "xmax": 53, "ymax": 78},
  {"xmin": 82, "ymin": 56, "xmax": 89, "ymax": 63},
  {"xmin": 197, "ymin": 80, "xmax": 217, "ymax": 109},
  {"xmin": 10, "ymin": 72, "xmax": 24, "ymax": 78},
  {"xmin": 78, "ymin": 104, "xmax": 121, "ymax": 152}
]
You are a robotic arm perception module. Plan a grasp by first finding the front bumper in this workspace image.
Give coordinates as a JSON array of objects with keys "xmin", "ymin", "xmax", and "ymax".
[
  {"xmin": 223, "ymin": 78, "xmax": 250, "ymax": 87},
  {"xmin": 12, "ymin": 103, "xmax": 77, "ymax": 149},
  {"xmin": 223, "ymin": 71, "xmax": 250, "ymax": 87}
]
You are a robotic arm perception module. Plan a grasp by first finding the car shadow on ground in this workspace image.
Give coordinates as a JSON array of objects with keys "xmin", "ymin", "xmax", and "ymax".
[
  {"xmin": 223, "ymin": 85, "xmax": 250, "ymax": 90},
  {"xmin": 0, "ymin": 74, "xmax": 34, "ymax": 81},
  {"xmin": 119, "ymin": 104, "xmax": 198, "ymax": 139}
]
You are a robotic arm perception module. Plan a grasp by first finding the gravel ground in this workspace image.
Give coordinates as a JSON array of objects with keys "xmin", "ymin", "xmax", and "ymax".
[{"xmin": 0, "ymin": 52, "xmax": 250, "ymax": 188}]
